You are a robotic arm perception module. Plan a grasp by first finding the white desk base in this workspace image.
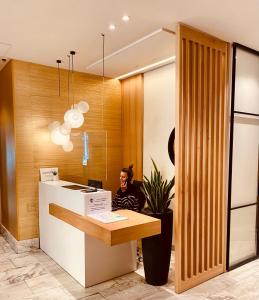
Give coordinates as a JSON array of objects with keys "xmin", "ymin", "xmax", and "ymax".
[{"xmin": 39, "ymin": 181, "xmax": 137, "ymax": 287}]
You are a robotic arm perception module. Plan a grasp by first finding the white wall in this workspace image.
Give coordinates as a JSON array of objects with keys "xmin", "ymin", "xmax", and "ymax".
[{"xmin": 143, "ymin": 63, "xmax": 175, "ymax": 183}]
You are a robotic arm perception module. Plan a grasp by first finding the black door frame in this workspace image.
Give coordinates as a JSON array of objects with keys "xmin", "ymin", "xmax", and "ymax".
[{"xmin": 226, "ymin": 42, "xmax": 259, "ymax": 271}]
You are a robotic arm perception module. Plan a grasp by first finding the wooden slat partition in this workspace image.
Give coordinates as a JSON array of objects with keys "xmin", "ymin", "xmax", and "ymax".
[
  {"xmin": 121, "ymin": 74, "xmax": 144, "ymax": 180},
  {"xmin": 174, "ymin": 24, "xmax": 230, "ymax": 293}
]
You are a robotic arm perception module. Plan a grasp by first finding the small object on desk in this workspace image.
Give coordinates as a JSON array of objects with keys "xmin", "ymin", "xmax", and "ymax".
[
  {"xmin": 88, "ymin": 211, "xmax": 128, "ymax": 223},
  {"xmin": 81, "ymin": 187, "xmax": 97, "ymax": 193},
  {"xmin": 40, "ymin": 167, "xmax": 59, "ymax": 182},
  {"xmin": 62, "ymin": 184, "xmax": 86, "ymax": 190},
  {"xmin": 88, "ymin": 179, "xmax": 102, "ymax": 189}
]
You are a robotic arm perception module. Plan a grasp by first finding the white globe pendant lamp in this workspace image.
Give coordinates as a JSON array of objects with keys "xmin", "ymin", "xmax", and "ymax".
[
  {"xmin": 48, "ymin": 51, "xmax": 90, "ymax": 152},
  {"xmin": 63, "ymin": 51, "xmax": 85, "ymax": 129},
  {"xmin": 62, "ymin": 140, "xmax": 74, "ymax": 152},
  {"xmin": 50, "ymin": 126, "xmax": 70, "ymax": 145},
  {"xmin": 48, "ymin": 121, "xmax": 60, "ymax": 131},
  {"xmin": 64, "ymin": 108, "xmax": 84, "ymax": 128},
  {"xmin": 59, "ymin": 122, "xmax": 71, "ymax": 135},
  {"xmin": 77, "ymin": 101, "xmax": 89, "ymax": 114}
]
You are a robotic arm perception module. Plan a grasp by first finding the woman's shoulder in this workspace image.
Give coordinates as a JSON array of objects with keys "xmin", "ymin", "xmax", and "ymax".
[{"xmin": 127, "ymin": 182, "xmax": 138, "ymax": 193}]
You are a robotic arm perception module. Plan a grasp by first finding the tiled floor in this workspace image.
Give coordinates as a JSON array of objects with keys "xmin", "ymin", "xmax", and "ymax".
[{"xmin": 0, "ymin": 235, "xmax": 258, "ymax": 300}]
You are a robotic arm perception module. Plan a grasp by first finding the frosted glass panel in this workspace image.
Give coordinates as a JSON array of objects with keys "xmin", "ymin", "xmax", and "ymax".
[
  {"xmin": 235, "ymin": 48, "xmax": 259, "ymax": 114},
  {"xmin": 231, "ymin": 116, "xmax": 259, "ymax": 207},
  {"xmin": 229, "ymin": 205, "xmax": 257, "ymax": 267}
]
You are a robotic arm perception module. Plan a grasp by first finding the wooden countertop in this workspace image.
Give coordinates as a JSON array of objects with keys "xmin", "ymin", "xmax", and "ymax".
[{"xmin": 49, "ymin": 203, "xmax": 161, "ymax": 246}]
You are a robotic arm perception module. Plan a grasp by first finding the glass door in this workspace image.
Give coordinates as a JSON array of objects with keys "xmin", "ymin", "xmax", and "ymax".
[{"xmin": 227, "ymin": 43, "xmax": 259, "ymax": 270}]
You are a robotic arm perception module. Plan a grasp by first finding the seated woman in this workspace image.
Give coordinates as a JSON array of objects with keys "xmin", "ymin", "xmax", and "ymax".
[{"xmin": 112, "ymin": 164, "xmax": 139, "ymax": 212}]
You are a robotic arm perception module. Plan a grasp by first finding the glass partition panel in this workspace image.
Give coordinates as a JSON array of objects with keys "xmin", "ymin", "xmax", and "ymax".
[
  {"xmin": 229, "ymin": 205, "xmax": 258, "ymax": 267},
  {"xmin": 227, "ymin": 43, "xmax": 259, "ymax": 270},
  {"xmin": 235, "ymin": 48, "xmax": 259, "ymax": 115},
  {"xmin": 57, "ymin": 130, "xmax": 108, "ymax": 185},
  {"xmin": 231, "ymin": 117, "xmax": 259, "ymax": 208}
]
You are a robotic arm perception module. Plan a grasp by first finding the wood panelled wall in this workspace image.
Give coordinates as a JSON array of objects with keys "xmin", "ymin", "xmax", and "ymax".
[
  {"xmin": 0, "ymin": 59, "xmax": 122, "ymax": 241},
  {"xmin": 174, "ymin": 24, "xmax": 230, "ymax": 292},
  {"xmin": 121, "ymin": 74, "xmax": 144, "ymax": 180},
  {"xmin": 0, "ymin": 61, "xmax": 18, "ymax": 239}
]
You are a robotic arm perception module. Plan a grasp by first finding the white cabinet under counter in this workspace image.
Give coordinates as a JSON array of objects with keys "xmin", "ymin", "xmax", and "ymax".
[{"xmin": 39, "ymin": 180, "xmax": 161, "ymax": 287}]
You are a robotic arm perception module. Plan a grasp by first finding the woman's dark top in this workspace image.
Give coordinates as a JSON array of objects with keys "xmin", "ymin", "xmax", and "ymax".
[{"xmin": 112, "ymin": 182, "xmax": 139, "ymax": 212}]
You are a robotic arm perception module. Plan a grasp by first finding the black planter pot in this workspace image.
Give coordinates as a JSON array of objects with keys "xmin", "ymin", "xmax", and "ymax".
[{"xmin": 141, "ymin": 208, "xmax": 173, "ymax": 286}]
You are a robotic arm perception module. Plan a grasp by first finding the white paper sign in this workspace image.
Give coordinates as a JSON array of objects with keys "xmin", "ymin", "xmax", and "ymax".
[
  {"xmin": 84, "ymin": 191, "xmax": 112, "ymax": 215},
  {"xmin": 40, "ymin": 168, "xmax": 59, "ymax": 182},
  {"xmin": 88, "ymin": 212, "xmax": 128, "ymax": 223}
]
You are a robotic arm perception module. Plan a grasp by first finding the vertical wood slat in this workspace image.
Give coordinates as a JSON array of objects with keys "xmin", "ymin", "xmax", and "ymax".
[
  {"xmin": 207, "ymin": 46, "xmax": 212, "ymax": 270},
  {"xmin": 181, "ymin": 38, "xmax": 187, "ymax": 281},
  {"xmin": 191, "ymin": 43, "xmax": 199, "ymax": 276},
  {"xmin": 221, "ymin": 51, "xmax": 229, "ymax": 270},
  {"xmin": 214, "ymin": 50, "xmax": 220, "ymax": 267},
  {"xmin": 179, "ymin": 34, "xmax": 186, "ymax": 281},
  {"xmin": 184, "ymin": 37, "xmax": 189, "ymax": 280},
  {"xmin": 204, "ymin": 46, "xmax": 209, "ymax": 271},
  {"xmin": 197, "ymin": 43, "xmax": 203, "ymax": 274},
  {"xmin": 200, "ymin": 44, "xmax": 206, "ymax": 273},
  {"xmin": 186, "ymin": 39, "xmax": 191, "ymax": 279},
  {"xmin": 175, "ymin": 23, "xmax": 230, "ymax": 293},
  {"xmin": 121, "ymin": 74, "xmax": 144, "ymax": 180}
]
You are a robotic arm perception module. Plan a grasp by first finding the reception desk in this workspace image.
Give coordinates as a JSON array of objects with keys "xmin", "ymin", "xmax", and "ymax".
[{"xmin": 39, "ymin": 180, "xmax": 161, "ymax": 287}]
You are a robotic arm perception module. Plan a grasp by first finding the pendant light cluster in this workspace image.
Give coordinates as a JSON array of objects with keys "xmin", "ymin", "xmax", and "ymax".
[{"xmin": 49, "ymin": 51, "xmax": 89, "ymax": 152}]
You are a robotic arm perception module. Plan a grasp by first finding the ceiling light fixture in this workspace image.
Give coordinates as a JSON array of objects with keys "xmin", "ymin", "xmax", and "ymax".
[
  {"xmin": 109, "ymin": 24, "xmax": 116, "ymax": 30},
  {"xmin": 115, "ymin": 56, "xmax": 176, "ymax": 80},
  {"xmin": 49, "ymin": 51, "xmax": 90, "ymax": 152},
  {"xmin": 122, "ymin": 15, "xmax": 130, "ymax": 22},
  {"xmin": 64, "ymin": 51, "xmax": 85, "ymax": 129}
]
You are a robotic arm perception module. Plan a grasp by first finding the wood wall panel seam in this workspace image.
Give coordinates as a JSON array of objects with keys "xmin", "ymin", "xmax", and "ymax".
[{"xmin": 121, "ymin": 74, "xmax": 143, "ymax": 180}]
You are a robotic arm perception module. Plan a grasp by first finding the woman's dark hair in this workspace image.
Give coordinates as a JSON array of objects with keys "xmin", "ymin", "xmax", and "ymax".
[{"xmin": 121, "ymin": 164, "xmax": 134, "ymax": 182}]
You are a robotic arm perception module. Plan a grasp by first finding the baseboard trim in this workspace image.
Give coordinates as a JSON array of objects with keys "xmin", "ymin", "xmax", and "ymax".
[{"xmin": 0, "ymin": 224, "xmax": 39, "ymax": 253}]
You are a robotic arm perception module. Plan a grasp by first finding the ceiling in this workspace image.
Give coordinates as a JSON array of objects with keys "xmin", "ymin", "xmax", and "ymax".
[
  {"xmin": 86, "ymin": 29, "xmax": 176, "ymax": 78},
  {"xmin": 0, "ymin": 0, "xmax": 259, "ymax": 76}
]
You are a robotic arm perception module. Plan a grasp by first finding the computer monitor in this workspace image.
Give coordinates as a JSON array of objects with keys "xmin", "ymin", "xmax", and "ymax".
[{"xmin": 88, "ymin": 179, "xmax": 103, "ymax": 189}]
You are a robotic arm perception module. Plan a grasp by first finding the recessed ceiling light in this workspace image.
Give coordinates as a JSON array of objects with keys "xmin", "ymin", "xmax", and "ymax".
[
  {"xmin": 109, "ymin": 24, "xmax": 116, "ymax": 30},
  {"xmin": 122, "ymin": 15, "xmax": 130, "ymax": 22}
]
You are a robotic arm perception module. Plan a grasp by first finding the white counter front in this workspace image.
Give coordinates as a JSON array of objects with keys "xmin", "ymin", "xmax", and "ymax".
[{"xmin": 39, "ymin": 180, "xmax": 137, "ymax": 287}]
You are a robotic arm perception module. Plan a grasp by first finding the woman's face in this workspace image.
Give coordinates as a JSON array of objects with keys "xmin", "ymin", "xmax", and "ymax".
[{"xmin": 120, "ymin": 171, "xmax": 128, "ymax": 184}]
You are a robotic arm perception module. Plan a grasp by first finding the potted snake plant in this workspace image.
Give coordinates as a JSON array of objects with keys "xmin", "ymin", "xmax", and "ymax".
[{"xmin": 141, "ymin": 159, "xmax": 175, "ymax": 286}]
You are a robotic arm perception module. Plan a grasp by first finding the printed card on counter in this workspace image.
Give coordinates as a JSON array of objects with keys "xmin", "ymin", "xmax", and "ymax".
[
  {"xmin": 88, "ymin": 211, "xmax": 128, "ymax": 223},
  {"xmin": 84, "ymin": 191, "xmax": 112, "ymax": 215},
  {"xmin": 40, "ymin": 168, "xmax": 59, "ymax": 182}
]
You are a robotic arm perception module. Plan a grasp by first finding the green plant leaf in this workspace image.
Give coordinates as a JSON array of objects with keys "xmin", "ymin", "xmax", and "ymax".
[{"xmin": 142, "ymin": 159, "xmax": 175, "ymax": 213}]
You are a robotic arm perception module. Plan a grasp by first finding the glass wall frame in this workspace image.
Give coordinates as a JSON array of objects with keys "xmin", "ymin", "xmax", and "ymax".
[{"xmin": 227, "ymin": 43, "xmax": 259, "ymax": 270}]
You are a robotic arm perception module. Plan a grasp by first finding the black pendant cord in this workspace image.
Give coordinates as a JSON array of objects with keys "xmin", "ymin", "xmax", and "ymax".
[
  {"xmin": 67, "ymin": 55, "xmax": 71, "ymax": 108},
  {"xmin": 70, "ymin": 51, "xmax": 76, "ymax": 108},
  {"xmin": 102, "ymin": 33, "xmax": 105, "ymax": 83},
  {"xmin": 101, "ymin": 33, "xmax": 108, "ymax": 181},
  {"xmin": 101, "ymin": 34, "xmax": 105, "ymax": 126},
  {"xmin": 56, "ymin": 59, "xmax": 61, "ymax": 96}
]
